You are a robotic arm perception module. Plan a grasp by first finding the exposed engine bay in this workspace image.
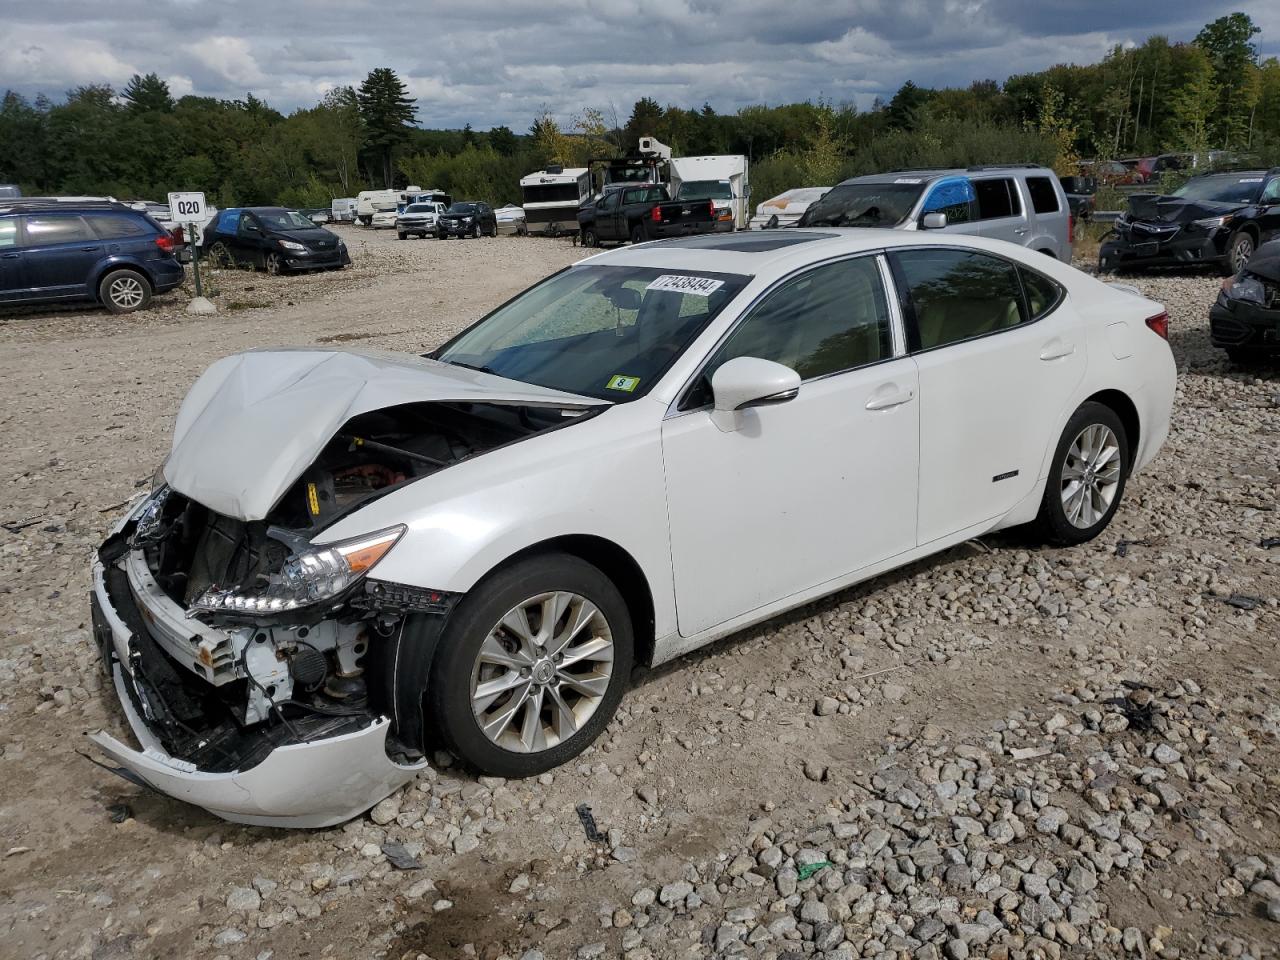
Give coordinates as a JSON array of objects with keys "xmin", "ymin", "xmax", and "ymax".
[{"xmin": 97, "ymin": 400, "xmax": 583, "ymax": 772}]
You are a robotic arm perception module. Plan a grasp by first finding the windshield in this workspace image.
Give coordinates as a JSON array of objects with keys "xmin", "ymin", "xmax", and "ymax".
[
  {"xmin": 404, "ymin": 204, "xmax": 435, "ymax": 213},
  {"xmin": 446, "ymin": 203, "xmax": 477, "ymax": 215},
  {"xmin": 799, "ymin": 183, "xmax": 923, "ymax": 227},
  {"xmin": 678, "ymin": 180, "xmax": 733, "ymax": 201},
  {"xmin": 1172, "ymin": 176, "xmax": 1263, "ymax": 204},
  {"xmin": 259, "ymin": 210, "xmax": 319, "ymax": 230},
  {"xmin": 435, "ymin": 265, "xmax": 752, "ymax": 401}
]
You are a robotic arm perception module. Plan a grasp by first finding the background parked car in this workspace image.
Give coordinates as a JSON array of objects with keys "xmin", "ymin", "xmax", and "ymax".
[
  {"xmin": 396, "ymin": 202, "xmax": 444, "ymax": 239},
  {"xmin": 1098, "ymin": 168, "xmax": 1280, "ymax": 275},
  {"xmin": 749, "ymin": 187, "xmax": 831, "ymax": 229},
  {"xmin": 1210, "ymin": 239, "xmax": 1280, "ymax": 362},
  {"xmin": 437, "ymin": 202, "xmax": 497, "ymax": 239},
  {"xmin": 799, "ymin": 166, "xmax": 1072, "ymax": 259},
  {"xmin": 201, "ymin": 207, "xmax": 350, "ymax": 273},
  {"xmin": 577, "ymin": 183, "xmax": 669, "ymax": 246},
  {"xmin": 370, "ymin": 209, "xmax": 398, "ymax": 229},
  {"xmin": 0, "ymin": 199, "xmax": 183, "ymax": 313},
  {"xmin": 299, "ymin": 208, "xmax": 333, "ymax": 225},
  {"xmin": 0, "ymin": 184, "xmax": 21, "ymax": 200},
  {"xmin": 494, "ymin": 203, "xmax": 527, "ymax": 235}
]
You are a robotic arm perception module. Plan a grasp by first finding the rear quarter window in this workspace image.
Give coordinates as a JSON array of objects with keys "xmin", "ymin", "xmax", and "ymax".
[
  {"xmin": 1020, "ymin": 268, "xmax": 1064, "ymax": 319},
  {"xmin": 1025, "ymin": 177, "xmax": 1061, "ymax": 214},
  {"xmin": 86, "ymin": 215, "xmax": 152, "ymax": 239}
]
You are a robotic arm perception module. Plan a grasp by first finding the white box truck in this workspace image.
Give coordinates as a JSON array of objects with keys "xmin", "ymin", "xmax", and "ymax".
[{"xmin": 667, "ymin": 155, "xmax": 750, "ymax": 230}]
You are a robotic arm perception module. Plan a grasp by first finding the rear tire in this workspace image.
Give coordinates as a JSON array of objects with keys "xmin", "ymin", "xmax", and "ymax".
[
  {"xmin": 581, "ymin": 227, "xmax": 599, "ymax": 248},
  {"xmin": 1031, "ymin": 402, "xmax": 1130, "ymax": 546},
  {"xmin": 630, "ymin": 224, "xmax": 647, "ymax": 244},
  {"xmin": 427, "ymin": 554, "xmax": 633, "ymax": 777},
  {"xmin": 98, "ymin": 269, "xmax": 152, "ymax": 314},
  {"xmin": 396, "ymin": 231, "xmax": 406, "ymax": 240}
]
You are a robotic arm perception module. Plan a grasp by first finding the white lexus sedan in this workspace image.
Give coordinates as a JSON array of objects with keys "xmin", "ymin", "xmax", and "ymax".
[{"xmin": 89, "ymin": 230, "xmax": 1175, "ymax": 826}]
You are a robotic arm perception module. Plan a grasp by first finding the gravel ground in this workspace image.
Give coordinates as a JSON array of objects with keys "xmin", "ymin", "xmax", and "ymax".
[{"xmin": 0, "ymin": 230, "xmax": 1277, "ymax": 960}]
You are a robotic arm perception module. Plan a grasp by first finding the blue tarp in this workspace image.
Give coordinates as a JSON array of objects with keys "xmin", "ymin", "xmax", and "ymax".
[{"xmin": 922, "ymin": 177, "xmax": 974, "ymax": 212}]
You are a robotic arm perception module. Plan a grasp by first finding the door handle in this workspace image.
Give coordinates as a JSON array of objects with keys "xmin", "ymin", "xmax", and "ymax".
[
  {"xmin": 1013, "ymin": 227, "xmax": 1028, "ymax": 235},
  {"xmin": 1, "ymin": 253, "xmax": 19, "ymax": 260},
  {"xmin": 1039, "ymin": 339, "xmax": 1076, "ymax": 361},
  {"xmin": 81, "ymin": 246, "xmax": 99, "ymax": 251},
  {"xmin": 865, "ymin": 388, "xmax": 915, "ymax": 411}
]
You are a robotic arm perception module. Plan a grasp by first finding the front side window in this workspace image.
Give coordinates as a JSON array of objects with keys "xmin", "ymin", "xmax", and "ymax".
[
  {"xmin": 22, "ymin": 215, "xmax": 93, "ymax": 245},
  {"xmin": 683, "ymin": 257, "xmax": 892, "ymax": 408},
  {"xmin": 1261, "ymin": 178, "xmax": 1280, "ymax": 203},
  {"xmin": 1025, "ymin": 177, "xmax": 1061, "ymax": 214},
  {"xmin": 974, "ymin": 178, "xmax": 1022, "ymax": 220},
  {"xmin": 436, "ymin": 265, "xmax": 751, "ymax": 402},
  {"xmin": 922, "ymin": 178, "xmax": 974, "ymax": 224},
  {"xmin": 893, "ymin": 248, "xmax": 1027, "ymax": 350}
]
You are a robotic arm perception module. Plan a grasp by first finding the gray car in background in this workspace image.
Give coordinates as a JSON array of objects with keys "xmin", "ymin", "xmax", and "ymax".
[{"xmin": 799, "ymin": 165, "xmax": 1073, "ymax": 260}]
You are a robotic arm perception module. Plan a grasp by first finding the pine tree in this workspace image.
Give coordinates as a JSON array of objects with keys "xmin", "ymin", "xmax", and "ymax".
[
  {"xmin": 122, "ymin": 73, "xmax": 174, "ymax": 113},
  {"xmin": 356, "ymin": 68, "xmax": 417, "ymax": 187}
]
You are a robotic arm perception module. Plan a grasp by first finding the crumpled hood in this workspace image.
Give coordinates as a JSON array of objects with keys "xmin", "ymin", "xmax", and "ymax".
[
  {"xmin": 163, "ymin": 348, "xmax": 602, "ymax": 522},
  {"xmin": 1242, "ymin": 240, "xmax": 1280, "ymax": 283},
  {"xmin": 1125, "ymin": 194, "xmax": 1244, "ymax": 224}
]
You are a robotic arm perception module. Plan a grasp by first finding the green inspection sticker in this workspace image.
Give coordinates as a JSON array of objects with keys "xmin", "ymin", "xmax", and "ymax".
[{"xmin": 606, "ymin": 374, "xmax": 640, "ymax": 393}]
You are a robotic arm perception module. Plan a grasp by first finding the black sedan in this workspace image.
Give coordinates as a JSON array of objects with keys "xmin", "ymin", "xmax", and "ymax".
[
  {"xmin": 202, "ymin": 207, "xmax": 350, "ymax": 273},
  {"xmin": 1098, "ymin": 169, "xmax": 1280, "ymax": 276},
  {"xmin": 437, "ymin": 202, "xmax": 497, "ymax": 239},
  {"xmin": 1211, "ymin": 239, "xmax": 1280, "ymax": 362}
]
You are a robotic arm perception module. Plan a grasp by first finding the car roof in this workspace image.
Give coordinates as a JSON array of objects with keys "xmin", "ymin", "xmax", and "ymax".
[
  {"xmin": 840, "ymin": 165, "xmax": 1054, "ymax": 186},
  {"xmin": 579, "ymin": 227, "xmax": 1057, "ymax": 277},
  {"xmin": 0, "ymin": 199, "xmax": 137, "ymax": 215}
]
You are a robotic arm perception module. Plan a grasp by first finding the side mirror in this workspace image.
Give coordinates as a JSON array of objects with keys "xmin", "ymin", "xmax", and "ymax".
[
  {"xmin": 920, "ymin": 211, "xmax": 948, "ymax": 230},
  {"xmin": 710, "ymin": 357, "xmax": 800, "ymax": 430}
]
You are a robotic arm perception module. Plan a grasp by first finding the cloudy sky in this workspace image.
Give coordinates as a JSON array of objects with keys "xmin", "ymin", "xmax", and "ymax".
[{"xmin": 4, "ymin": 1, "xmax": 1278, "ymax": 129}]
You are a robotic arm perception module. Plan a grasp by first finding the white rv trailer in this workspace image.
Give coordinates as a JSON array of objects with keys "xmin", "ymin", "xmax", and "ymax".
[
  {"xmin": 354, "ymin": 186, "xmax": 433, "ymax": 225},
  {"xmin": 330, "ymin": 198, "xmax": 358, "ymax": 222},
  {"xmin": 519, "ymin": 166, "xmax": 590, "ymax": 236},
  {"xmin": 667, "ymin": 155, "xmax": 750, "ymax": 230}
]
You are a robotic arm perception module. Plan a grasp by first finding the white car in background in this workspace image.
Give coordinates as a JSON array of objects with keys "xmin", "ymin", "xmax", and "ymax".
[
  {"xmin": 750, "ymin": 187, "xmax": 831, "ymax": 229},
  {"xmin": 89, "ymin": 230, "xmax": 1175, "ymax": 827},
  {"xmin": 370, "ymin": 208, "xmax": 398, "ymax": 229},
  {"xmin": 495, "ymin": 203, "xmax": 527, "ymax": 236}
]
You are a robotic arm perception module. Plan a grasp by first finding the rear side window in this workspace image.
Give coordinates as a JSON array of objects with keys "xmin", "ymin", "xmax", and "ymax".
[
  {"xmin": 1020, "ymin": 268, "xmax": 1063, "ymax": 319},
  {"xmin": 1025, "ymin": 177, "xmax": 1060, "ymax": 214},
  {"xmin": 892, "ymin": 248, "xmax": 1027, "ymax": 350},
  {"xmin": 85, "ymin": 215, "xmax": 151, "ymax": 239},
  {"xmin": 0, "ymin": 219, "xmax": 17, "ymax": 247},
  {"xmin": 974, "ymin": 179, "xmax": 1021, "ymax": 220},
  {"xmin": 23, "ymin": 215, "xmax": 93, "ymax": 244}
]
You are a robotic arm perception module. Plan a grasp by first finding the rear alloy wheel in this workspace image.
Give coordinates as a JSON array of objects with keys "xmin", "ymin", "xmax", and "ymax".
[
  {"xmin": 98, "ymin": 269, "xmax": 151, "ymax": 314},
  {"xmin": 1032, "ymin": 401, "xmax": 1129, "ymax": 546},
  {"xmin": 1224, "ymin": 231, "xmax": 1254, "ymax": 276},
  {"xmin": 264, "ymin": 251, "xmax": 283, "ymax": 275},
  {"xmin": 429, "ymin": 554, "xmax": 633, "ymax": 777}
]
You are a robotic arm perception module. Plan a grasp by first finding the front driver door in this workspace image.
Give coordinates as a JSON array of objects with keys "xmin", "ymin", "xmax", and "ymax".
[
  {"xmin": 0, "ymin": 218, "xmax": 23, "ymax": 301},
  {"xmin": 235, "ymin": 212, "xmax": 267, "ymax": 262},
  {"xmin": 661, "ymin": 254, "xmax": 920, "ymax": 637}
]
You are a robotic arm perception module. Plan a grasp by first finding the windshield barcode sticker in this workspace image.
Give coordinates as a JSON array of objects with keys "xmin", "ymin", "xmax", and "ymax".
[
  {"xmin": 894, "ymin": 177, "xmax": 923, "ymax": 184},
  {"xmin": 646, "ymin": 275, "xmax": 724, "ymax": 296},
  {"xmin": 1238, "ymin": 177, "xmax": 1263, "ymax": 182}
]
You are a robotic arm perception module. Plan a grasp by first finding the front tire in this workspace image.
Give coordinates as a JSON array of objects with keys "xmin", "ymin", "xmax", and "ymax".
[
  {"xmin": 99, "ymin": 269, "xmax": 152, "ymax": 314},
  {"xmin": 469, "ymin": 223, "xmax": 480, "ymax": 239},
  {"xmin": 1223, "ymin": 230, "xmax": 1255, "ymax": 276},
  {"xmin": 428, "ymin": 554, "xmax": 633, "ymax": 777},
  {"xmin": 263, "ymin": 251, "xmax": 283, "ymax": 275},
  {"xmin": 1032, "ymin": 402, "xmax": 1130, "ymax": 546}
]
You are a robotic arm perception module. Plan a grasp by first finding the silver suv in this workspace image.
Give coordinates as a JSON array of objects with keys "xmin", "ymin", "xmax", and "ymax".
[{"xmin": 799, "ymin": 165, "xmax": 1073, "ymax": 260}]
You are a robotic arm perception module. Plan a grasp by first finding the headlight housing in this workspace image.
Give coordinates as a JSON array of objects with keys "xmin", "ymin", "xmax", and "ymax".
[
  {"xmin": 1192, "ymin": 215, "xmax": 1234, "ymax": 230},
  {"xmin": 190, "ymin": 525, "xmax": 405, "ymax": 616},
  {"xmin": 278, "ymin": 240, "xmax": 307, "ymax": 252}
]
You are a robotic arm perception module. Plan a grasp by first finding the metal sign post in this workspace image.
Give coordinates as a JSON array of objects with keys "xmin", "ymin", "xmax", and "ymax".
[{"xmin": 168, "ymin": 191, "xmax": 214, "ymax": 314}]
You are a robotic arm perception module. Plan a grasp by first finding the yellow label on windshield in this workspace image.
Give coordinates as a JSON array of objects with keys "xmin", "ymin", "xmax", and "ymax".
[{"xmin": 606, "ymin": 374, "xmax": 640, "ymax": 393}]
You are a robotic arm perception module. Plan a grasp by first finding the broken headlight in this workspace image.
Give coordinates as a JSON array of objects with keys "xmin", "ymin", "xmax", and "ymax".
[
  {"xmin": 1221, "ymin": 274, "xmax": 1266, "ymax": 304},
  {"xmin": 190, "ymin": 524, "xmax": 405, "ymax": 616},
  {"xmin": 1192, "ymin": 214, "xmax": 1234, "ymax": 231}
]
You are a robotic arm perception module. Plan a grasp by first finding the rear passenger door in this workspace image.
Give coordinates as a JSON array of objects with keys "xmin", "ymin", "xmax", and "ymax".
[
  {"xmin": 889, "ymin": 247, "xmax": 1086, "ymax": 545},
  {"xmin": 20, "ymin": 214, "xmax": 103, "ymax": 297},
  {"xmin": 972, "ymin": 177, "xmax": 1029, "ymax": 246},
  {"xmin": 0, "ymin": 218, "xmax": 23, "ymax": 300}
]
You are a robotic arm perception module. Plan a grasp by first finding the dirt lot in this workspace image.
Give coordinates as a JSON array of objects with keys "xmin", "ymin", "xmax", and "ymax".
[{"xmin": 1, "ymin": 227, "xmax": 1277, "ymax": 960}]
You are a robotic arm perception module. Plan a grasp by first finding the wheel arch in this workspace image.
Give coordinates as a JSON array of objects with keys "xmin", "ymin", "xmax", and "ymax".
[
  {"xmin": 482, "ymin": 534, "xmax": 657, "ymax": 667},
  {"xmin": 92, "ymin": 258, "xmax": 155, "ymax": 294},
  {"xmin": 1083, "ymin": 388, "xmax": 1140, "ymax": 471}
]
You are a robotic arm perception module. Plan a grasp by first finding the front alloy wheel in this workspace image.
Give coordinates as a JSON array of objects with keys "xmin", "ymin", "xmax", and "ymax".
[
  {"xmin": 264, "ymin": 251, "xmax": 283, "ymax": 275},
  {"xmin": 1227, "ymin": 232, "xmax": 1254, "ymax": 275},
  {"xmin": 470, "ymin": 591, "xmax": 615, "ymax": 753},
  {"xmin": 428, "ymin": 554, "xmax": 633, "ymax": 777}
]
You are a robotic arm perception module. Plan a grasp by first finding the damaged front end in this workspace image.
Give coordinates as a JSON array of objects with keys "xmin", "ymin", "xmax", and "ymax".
[
  {"xmin": 89, "ymin": 392, "xmax": 585, "ymax": 826},
  {"xmin": 1210, "ymin": 243, "xmax": 1280, "ymax": 355},
  {"xmin": 1097, "ymin": 195, "xmax": 1239, "ymax": 272}
]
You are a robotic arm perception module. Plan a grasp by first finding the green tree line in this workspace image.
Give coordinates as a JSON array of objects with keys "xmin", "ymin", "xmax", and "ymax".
[{"xmin": 2, "ymin": 12, "xmax": 1277, "ymax": 209}]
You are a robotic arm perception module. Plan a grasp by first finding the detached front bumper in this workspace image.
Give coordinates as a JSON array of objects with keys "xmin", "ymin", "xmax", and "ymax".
[
  {"xmin": 1099, "ymin": 225, "xmax": 1227, "ymax": 270},
  {"xmin": 86, "ymin": 505, "xmax": 425, "ymax": 828}
]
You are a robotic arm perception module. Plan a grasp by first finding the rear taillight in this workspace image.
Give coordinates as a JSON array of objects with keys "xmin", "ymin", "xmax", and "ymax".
[
  {"xmin": 709, "ymin": 201, "xmax": 717, "ymax": 220},
  {"xmin": 651, "ymin": 206, "xmax": 663, "ymax": 223},
  {"xmin": 155, "ymin": 232, "xmax": 177, "ymax": 253},
  {"xmin": 1144, "ymin": 311, "xmax": 1169, "ymax": 340}
]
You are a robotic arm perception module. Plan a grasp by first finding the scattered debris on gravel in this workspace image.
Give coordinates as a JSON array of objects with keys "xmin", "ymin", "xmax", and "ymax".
[{"xmin": 0, "ymin": 236, "xmax": 1275, "ymax": 959}]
